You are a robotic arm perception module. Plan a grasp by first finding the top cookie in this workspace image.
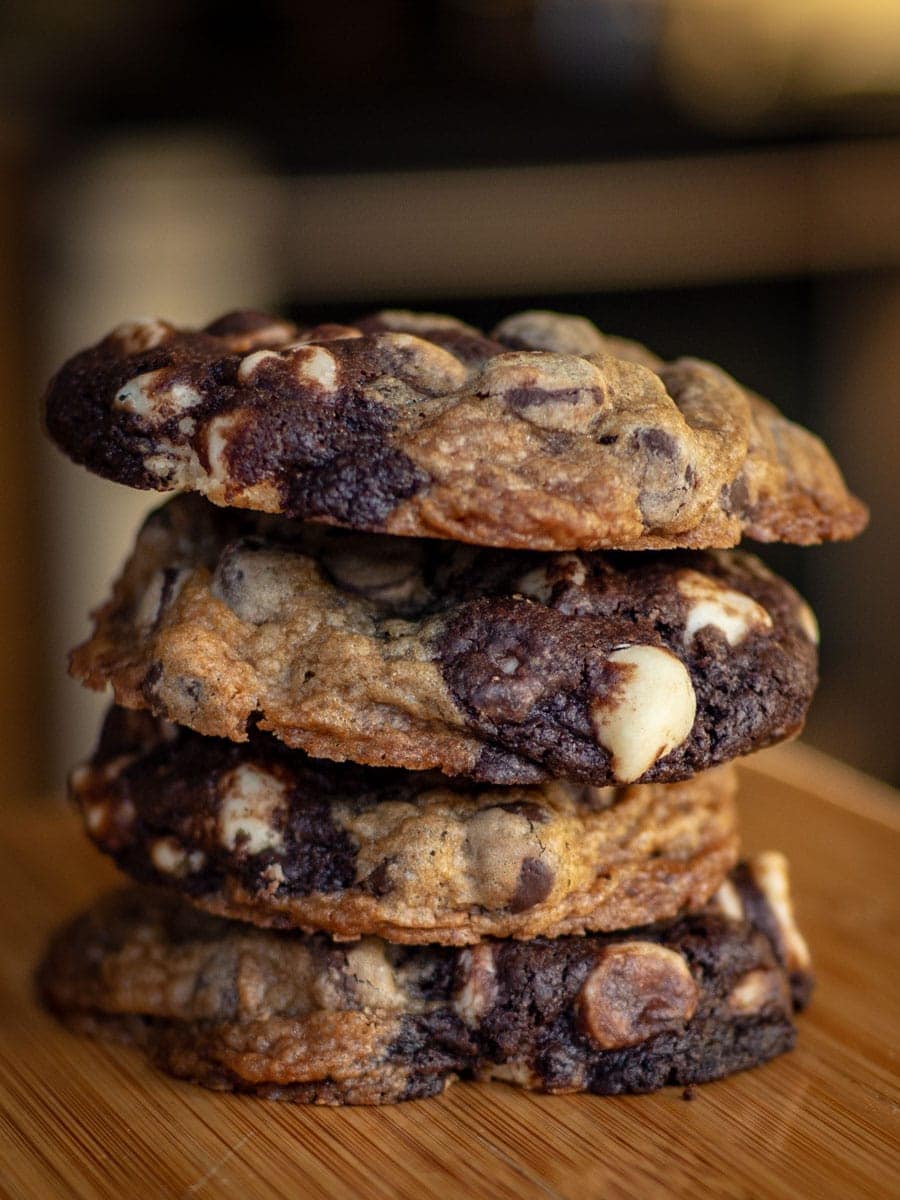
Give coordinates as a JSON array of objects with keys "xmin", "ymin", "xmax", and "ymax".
[{"xmin": 44, "ymin": 307, "xmax": 867, "ymax": 552}]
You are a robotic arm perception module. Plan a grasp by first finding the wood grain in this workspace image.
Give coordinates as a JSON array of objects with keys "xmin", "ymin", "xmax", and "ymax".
[{"xmin": 0, "ymin": 742, "xmax": 897, "ymax": 1200}]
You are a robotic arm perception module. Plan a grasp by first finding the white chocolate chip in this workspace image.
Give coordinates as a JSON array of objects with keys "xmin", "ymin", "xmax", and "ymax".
[
  {"xmin": 142, "ymin": 441, "xmax": 204, "ymax": 485},
  {"xmin": 211, "ymin": 545, "xmax": 298, "ymax": 625},
  {"xmin": 99, "ymin": 755, "xmax": 137, "ymax": 782},
  {"xmin": 678, "ymin": 570, "xmax": 772, "ymax": 647},
  {"xmin": 113, "ymin": 372, "xmax": 159, "ymax": 415},
  {"xmin": 516, "ymin": 565, "xmax": 553, "ymax": 604},
  {"xmin": 712, "ymin": 879, "xmax": 745, "ymax": 922},
  {"xmin": 557, "ymin": 554, "xmax": 587, "ymax": 588},
  {"xmin": 320, "ymin": 539, "xmax": 428, "ymax": 608},
  {"xmin": 591, "ymin": 645, "xmax": 696, "ymax": 783},
  {"xmin": 150, "ymin": 837, "xmax": 188, "ymax": 875},
  {"xmin": 69, "ymin": 764, "xmax": 91, "ymax": 793},
  {"xmin": 289, "ymin": 345, "xmax": 338, "ymax": 391},
  {"xmin": 237, "ymin": 349, "xmax": 281, "ymax": 383},
  {"xmin": 218, "ymin": 764, "xmax": 287, "ymax": 854},
  {"xmin": 135, "ymin": 569, "xmax": 188, "ymax": 630},
  {"xmin": 749, "ymin": 851, "xmax": 811, "ymax": 971},
  {"xmin": 482, "ymin": 1061, "xmax": 543, "ymax": 1088},
  {"xmin": 286, "ymin": 325, "xmax": 363, "ymax": 346},
  {"xmin": 797, "ymin": 601, "xmax": 820, "ymax": 644},
  {"xmin": 261, "ymin": 862, "xmax": 286, "ymax": 894},
  {"xmin": 728, "ymin": 968, "xmax": 787, "ymax": 1014},
  {"xmin": 205, "ymin": 412, "xmax": 240, "ymax": 482},
  {"xmin": 345, "ymin": 940, "xmax": 406, "ymax": 1011},
  {"xmin": 453, "ymin": 944, "xmax": 497, "ymax": 1026},
  {"xmin": 114, "ymin": 371, "xmax": 203, "ymax": 424},
  {"xmin": 109, "ymin": 318, "xmax": 172, "ymax": 354},
  {"xmin": 217, "ymin": 318, "xmax": 296, "ymax": 353},
  {"xmin": 516, "ymin": 554, "xmax": 587, "ymax": 604},
  {"xmin": 84, "ymin": 802, "xmax": 109, "ymax": 834}
]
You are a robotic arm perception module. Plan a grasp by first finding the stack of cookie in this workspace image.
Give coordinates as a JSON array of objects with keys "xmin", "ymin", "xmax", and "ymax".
[{"xmin": 40, "ymin": 308, "xmax": 866, "ymax": 1104}]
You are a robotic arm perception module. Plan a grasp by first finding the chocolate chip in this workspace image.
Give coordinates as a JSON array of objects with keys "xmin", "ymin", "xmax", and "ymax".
[
  {"xmin": 720, "ymin": 475, "xmax": 750, "ymax": 517},
  {"xmin": 363, "ymin": 860, "xmax": 394, "ymax": 898},
  {"xmin": 504, "ymin": 386, "xmax": 601, "ymax": 413},
  {"xmin": 140, "ymin": 661, "xmax": 163, "ymax": 697},
  {"xmin": 577, "ymin": 943, "xmax": 699, "ymax": 1049},
  {"xmin": 211, "ymin": 538, "xmax": 256, "ymax": 608},
  {"xmin": 204, "ymin": 311, "xmax": 285, "ymax": 337},
  {"xmin": 635, "ymin": 428, "xmax": 677, "ymax": 459},
  {"xmin": 211, "ymin": 538, "xmax": 291, "ymax": 625},
  {"xmin": 509, "ymin": 857, "xmax": 553, "ymax": 912},
  {"xmin": 319, "ymin": 537, "xmax": 428, "ymax": 611}
]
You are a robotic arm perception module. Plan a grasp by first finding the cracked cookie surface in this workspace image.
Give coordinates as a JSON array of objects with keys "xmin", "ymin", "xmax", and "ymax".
[
  {"xmin": 72, "ymin": 707, "xmax": 738, "ymax": 943},
  {"xmin": 39, "ymin": 856, "xmax": 812, "ymax": 1105},
  {"xmin": 44, "ymin": 307, "xmax": 867, "ymax": 551},
  {"xmin": 71, "ymin": 495, "xmax": 819, "ymax": 785}
]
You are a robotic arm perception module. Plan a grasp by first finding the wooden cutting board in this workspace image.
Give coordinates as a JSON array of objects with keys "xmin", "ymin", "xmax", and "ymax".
[{"xmin": 1, "ymin": 742, "xmax": 897, "ymax": 1200}]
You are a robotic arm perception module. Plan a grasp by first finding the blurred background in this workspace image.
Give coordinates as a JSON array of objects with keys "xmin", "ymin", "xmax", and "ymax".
[{"xmin": 1, "ymin": 0, "xmax": 897, "ymax": 796}]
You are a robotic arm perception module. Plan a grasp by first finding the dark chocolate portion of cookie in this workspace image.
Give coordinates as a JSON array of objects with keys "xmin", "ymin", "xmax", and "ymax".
[
  {"xmin": 82, "ymin": 707, "xmax": 415, "ymax": 902},
  {"xmin": 46, "ymin": 325, "xmax": 429, "ymax": 527},
  {"xmin": 437, "ymin": 550, "xmax": 817, "ymax": 783}
]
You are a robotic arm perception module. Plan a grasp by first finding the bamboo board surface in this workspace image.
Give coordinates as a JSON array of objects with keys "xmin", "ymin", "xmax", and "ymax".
[{"xmin": 0, "ymin": 742, "xmax": 898, "ymax": 1200}]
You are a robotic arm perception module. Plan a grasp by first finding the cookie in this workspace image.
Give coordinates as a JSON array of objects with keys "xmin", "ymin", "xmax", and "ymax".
[
  {"xmin": 39, "ymin": 855, "xmax": 812, "ymax": 1105},
  {"xmin": 43, "ymin": 307, "xmax": 867, "ymax": 551},
  {"xmin": 72, "ymin": 706, "xmax": 739, "ymax": 943},
  {"xmin": 71, "ymin": 495, "xmax": 819, "ymax": 785}
]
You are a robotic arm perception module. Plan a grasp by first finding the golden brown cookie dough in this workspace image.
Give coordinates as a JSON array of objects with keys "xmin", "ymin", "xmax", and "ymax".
[
  {"xmin": 71, "ymin": 495, "xmax": 819, "ymax": 785},
  {"xmin": 39, "ymin": 856, "xmax": 812, "ymax": 1106},
  {"xmin": 44, "ymin": 307, "xmax": 867, "ymax": 551},
  {"xmin": 73, "ymin": 707, "xmax": 739, "ymax": 943}
]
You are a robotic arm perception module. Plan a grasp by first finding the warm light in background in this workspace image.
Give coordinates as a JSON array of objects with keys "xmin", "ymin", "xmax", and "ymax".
[{"xmin": 663, "ymin": 0, "xmax": 900, "ymax": 125}]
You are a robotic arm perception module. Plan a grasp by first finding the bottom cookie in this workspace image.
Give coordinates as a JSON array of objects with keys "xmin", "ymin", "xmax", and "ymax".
[{"xmin": 39, "ymin": 855, "xmax": 812, "ymax": 1106}]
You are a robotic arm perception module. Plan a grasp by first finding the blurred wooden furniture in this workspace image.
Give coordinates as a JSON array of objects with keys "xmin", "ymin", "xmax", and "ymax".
[
  {"xmin": 0, "ymin": 127, "xmax": 40, "ymax": 800},
  {"xmin": 1, "ymin": 742, "xmax": 897, "ymax": 1200}
]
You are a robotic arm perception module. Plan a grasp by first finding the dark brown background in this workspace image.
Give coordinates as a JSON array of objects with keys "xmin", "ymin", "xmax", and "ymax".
[{"xmin": 1, "ymin": 0, "xmax": 897, "ymax": 795}]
